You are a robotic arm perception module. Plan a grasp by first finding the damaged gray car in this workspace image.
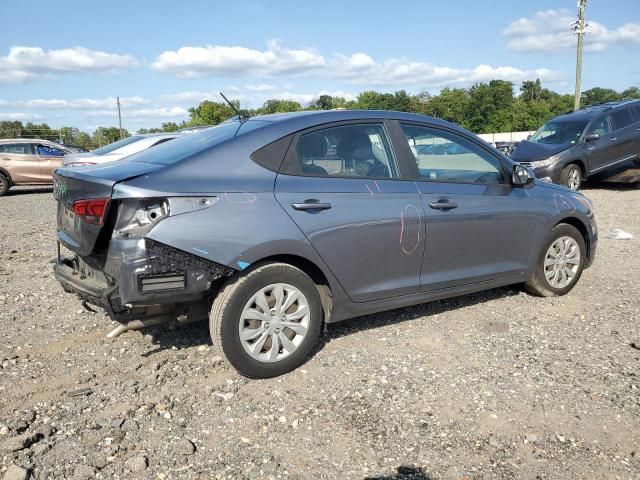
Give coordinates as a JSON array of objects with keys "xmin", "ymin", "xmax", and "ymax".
[{"xmin": 53, "ymin": 110, "xmax": 598, "ymax": 378}]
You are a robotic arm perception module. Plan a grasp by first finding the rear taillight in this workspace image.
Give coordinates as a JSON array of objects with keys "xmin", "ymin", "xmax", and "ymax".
[{"xmin": 72, "ymin": 197, "xmax": 110, "ymax": 225}]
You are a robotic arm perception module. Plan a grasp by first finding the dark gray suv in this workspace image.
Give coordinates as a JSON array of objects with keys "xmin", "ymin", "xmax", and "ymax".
[
  {"xmin": 52, "ymin": 111, "xmax": 598, "ymax": 378},
  {"xmin": 511, "ymin": 99, "xmax": 640, "ymax": 190}
]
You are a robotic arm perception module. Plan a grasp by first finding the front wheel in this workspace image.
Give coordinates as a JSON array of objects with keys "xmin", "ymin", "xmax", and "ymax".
[
  {"xmin": 525, "ymin": 224, "xmax": 586, "ymax": 297},
  {"xmin": 560, "ymin": 164, "xmax": 582, "ymax": 191},
  {"xmin": 209, "ymin": 263, "xmax": 323, "ymax": 378}
]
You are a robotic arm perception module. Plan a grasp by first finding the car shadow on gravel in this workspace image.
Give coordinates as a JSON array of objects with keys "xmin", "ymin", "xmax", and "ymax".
[
  {"xmin": 4, "ymin": 187, "xmax": 54, "ymax": 196},
  {"xmin": 139, "ymin": 286, "xmax": 519, "ymax": 368},
  {"xmin": 322, "ymin": 286, "xmax": 519, "ymax": 343},
  {"xmin": 365, "ymin": 465, "xmax": 433, "ymax": 479}
]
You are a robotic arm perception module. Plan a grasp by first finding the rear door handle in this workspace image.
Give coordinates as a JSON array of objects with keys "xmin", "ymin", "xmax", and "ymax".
[
  {"xmin": 291, "ymin": 200, "xmax": 332, "ymax": 211},
  {"xmin": 428, "ymin": 201, "xmax": 458, "ymax": 210}
]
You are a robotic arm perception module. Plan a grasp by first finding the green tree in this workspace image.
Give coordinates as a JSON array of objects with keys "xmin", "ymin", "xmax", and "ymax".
[
  {"xmin": 520, "ymin": 79, "xmax": 543, "ymax": 102},
  {"xmin": 256, "ymin": 99, "xmax": 302, "ymax": 115},
  {"xmin": 187, "ymin": 100, "xmax": 237, "ymax": 125},
  {"xmin": 621, "ymin": 86, "xmax": 640, "ymax": 99},
  {"xmin": 422, "ymin": 88, "xmax": 471, "ymax": 127},
  {"xmin": 0, "ymin": 121, "xmax": 24, "ymax": 138},
  {"xmin": 467, "ymin": 80, "xmax": 515, "ymax": 133},
  {"xmin": 92, "ymin": 127, "xmax": 130, "ymax": 146},
  {"xmin": 581, "ymin": 87, "xmax": 620, "ymax": 106}
]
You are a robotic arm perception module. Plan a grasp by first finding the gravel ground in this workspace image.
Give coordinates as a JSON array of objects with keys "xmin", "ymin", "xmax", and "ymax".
[{"xmin": 0, "ymin": 183, "xmax": 639, "ymax": 480}]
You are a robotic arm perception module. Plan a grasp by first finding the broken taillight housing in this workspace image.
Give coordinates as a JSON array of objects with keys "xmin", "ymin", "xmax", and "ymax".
[
  {"xmin": 72, "ymin": 197, "xmax": 111, "ymax": 225},
  {"xmin": 113, "ymin": 199, "xmax": 170, "ymax": 239}
]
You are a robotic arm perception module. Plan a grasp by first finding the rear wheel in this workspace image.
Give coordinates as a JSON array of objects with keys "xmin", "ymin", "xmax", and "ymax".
[
  {"xmin": 0, "ymin": 173, "xmax": 10, "ymax": 196},
  {"xmin": 525, "ymin": 224, "xmax": 586, "ymax": 297},
  {"xmin": 560, "ymin": 164, "xmax": 582, "ymax": 191},
  {"xmin": 210, "ymin": 263, "xmax": 323, "ymax": 378}
]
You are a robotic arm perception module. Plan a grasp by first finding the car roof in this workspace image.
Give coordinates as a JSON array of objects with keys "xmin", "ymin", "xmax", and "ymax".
[
  {"xmin": 553, "ymin": 99, "xmax": 640, "ymax": 122},
  {"xmin": 241, "ymin": 109, "xmax": 464, "ymax": 138}
]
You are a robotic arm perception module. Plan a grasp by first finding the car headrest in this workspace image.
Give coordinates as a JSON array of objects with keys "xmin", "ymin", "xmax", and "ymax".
[
  {"xmin": 337, "ymin": 130, "xmax": 373, "ymax": 160},
  {"xmin": 298, "ymin": 134, "xmax": 327, "ymax": 160}
]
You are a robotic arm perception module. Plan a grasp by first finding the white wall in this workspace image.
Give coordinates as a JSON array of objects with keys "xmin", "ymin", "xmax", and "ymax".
[{"xmin": 477, "ymin": 131, "xmax": 535, "ymax": 143}]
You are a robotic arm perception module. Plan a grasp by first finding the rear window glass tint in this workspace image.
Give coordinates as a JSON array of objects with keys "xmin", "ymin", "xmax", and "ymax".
[
  {"xmin": 611, "ymin": 108, "xmax": 634, "ymax": 130},
  {"xmin": 124, "ymin": 122, "xmax": 241, "ymax": 166},
  {"xmin": 1, "ymin": 143, "xmax": 33, "ymax": 154}
]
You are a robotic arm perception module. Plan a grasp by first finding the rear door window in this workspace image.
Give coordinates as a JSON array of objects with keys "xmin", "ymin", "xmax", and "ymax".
[
  {"xmin": 611, "ymin": 108, "xmax": 635, "ymax": 130},
  {"xmin": 3, "ymin": 143, "xmax": 33, "ymax": 154},
  {"xmin": 401, "ymin": 124, "xmax": 505, "ymax": 184},
  {"xmin": 37, "ymin": 145, "xmax": 65, "ymax": 156},
  {"xmin": 283, "ymin": 123, "xmax": 397, "ymax": 178}
]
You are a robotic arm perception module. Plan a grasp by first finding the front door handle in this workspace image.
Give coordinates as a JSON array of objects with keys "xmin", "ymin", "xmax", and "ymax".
[
  {"xmin": 609, "ymin": 137, "xmax": 617, "ymax": 142},
  {"xmin": 428, "ymin": 200, "xmax": 458, "ymax": 210},
  {"xmin": 292, "ymin": 200, "xmax": 332, "ymax": 211}
]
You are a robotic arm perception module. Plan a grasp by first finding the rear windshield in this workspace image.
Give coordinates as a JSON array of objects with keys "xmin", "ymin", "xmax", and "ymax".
[
  {"xmin": 92, "ymin": 136, "xmax": 144, "ymax": 155},
  {"xmin": 124, "ymin": 121, "xmax": 241, "ymax": 166}
]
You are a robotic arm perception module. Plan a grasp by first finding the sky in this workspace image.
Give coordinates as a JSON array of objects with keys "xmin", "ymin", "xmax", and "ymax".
[{"xmin": 0, "ymin": 0, "xmax": 639, "ymax": 132}]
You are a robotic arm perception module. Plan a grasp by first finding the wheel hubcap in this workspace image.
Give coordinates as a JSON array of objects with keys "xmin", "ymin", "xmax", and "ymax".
[
  {"xmin": 238, "ymin": 283, "xmax": 310, "ymax": 363},
  {"xmin": 544, "ymin": 236, "xmax": 581, "ymax": 289},
  {"xmin": 568, "ymin": 169, "xmax": 580, "ymax": 190}
]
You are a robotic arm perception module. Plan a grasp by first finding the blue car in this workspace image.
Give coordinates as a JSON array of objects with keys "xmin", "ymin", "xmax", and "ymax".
[{"xmin": 52, "ymin": 110, "xmax": 598, "ymax": 378}]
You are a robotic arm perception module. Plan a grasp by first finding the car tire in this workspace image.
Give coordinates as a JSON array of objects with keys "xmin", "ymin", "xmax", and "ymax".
[
  {"xmin": 0, "ymin": 173, "xmax": 10, "ymax": 196},
  {"xmin": 525, "ymin": 223, "xmax": 586, "ymax": 297},
  {"xmin": 560, "ymin": 164, "xmax": 582, "ymax": 191},
  {"xmin": 209, "ymin": 262, "xmax": 323, "ymax": 378}
]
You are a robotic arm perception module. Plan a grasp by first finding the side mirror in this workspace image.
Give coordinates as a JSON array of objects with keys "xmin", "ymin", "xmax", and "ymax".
[
  {"xmin": 512, "ymin": 164, "xmax": 533, "ymax": 186},
  {"xmin": 585, "ymin": 132, "xmax": 600, "ymax": 142}
]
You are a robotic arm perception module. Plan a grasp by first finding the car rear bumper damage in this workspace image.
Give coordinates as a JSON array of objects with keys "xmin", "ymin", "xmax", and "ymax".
[{"xmin": 53, "ymin": 237, "xmax": 235, "ymax": 321}]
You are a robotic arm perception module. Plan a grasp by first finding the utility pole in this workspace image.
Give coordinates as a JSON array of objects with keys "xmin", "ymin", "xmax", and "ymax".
[
  {"xmin": 573, "ymin": 0, "xmax": 587, "ymax": 111},
  {"xmin": 117, "ymin": 96, "xmax": 124, "ymax": 139}
]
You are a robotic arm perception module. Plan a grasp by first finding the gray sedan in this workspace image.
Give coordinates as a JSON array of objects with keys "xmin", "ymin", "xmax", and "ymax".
[{"xmin": 52, "ymin": 110, "xmax": 598, "ymax": 378}]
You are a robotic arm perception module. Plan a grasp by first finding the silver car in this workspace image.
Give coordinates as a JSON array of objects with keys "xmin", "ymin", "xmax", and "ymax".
[
  {"xmin": 63, "ymin": 133, "xmax": 181, "ymax": 167},
  {"xmin": 52, "ymin": 110, "xmax": 598, "ymax": 378}
]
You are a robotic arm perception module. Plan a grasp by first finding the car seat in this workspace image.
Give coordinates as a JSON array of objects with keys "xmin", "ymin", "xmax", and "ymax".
[
  {"xmin": 297, "ymin": 134, "xmax": 328, "ymax": 175},
  {"xmin": 336, "ymin": 129, "xmax": 389, "ymax": 178}
]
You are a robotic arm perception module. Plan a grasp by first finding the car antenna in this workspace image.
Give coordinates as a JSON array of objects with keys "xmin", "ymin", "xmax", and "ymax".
[{"xmin": 219, "ymin": 92, "xmax": 245, "ymax": 123}]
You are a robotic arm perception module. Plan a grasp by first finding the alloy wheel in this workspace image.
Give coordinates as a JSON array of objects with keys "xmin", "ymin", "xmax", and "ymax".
[
  {"xmin": 238, "ymin": 283, "xmax": 310, "ymax": 363},
  {"xmin": 567, "ymin": 168, "xmax": 581, "ymax": 190},
  {"xmin": 543, "ymin": 236, "xmax": 581, "ymax": 289}
]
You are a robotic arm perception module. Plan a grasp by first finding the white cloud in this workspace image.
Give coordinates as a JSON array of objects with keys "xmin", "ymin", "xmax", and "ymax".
[
  {"xmin": 330, "ymin": 53, "xmax": 562, "ymax": 86},
  {"xmin": 246, "ymin": 83, "xmax": 277, "ymax": 92},
  {"xmin": 126, "ymin": 107, "xmax": 190, "ymax": 119},
  {"xmin": 0, "ymin": 46, "xmax": 140, "ymax": 84},
  {"xmin": 86, "ymin": 106, "xmax": 189, "ymax": 119},
  {"xmin": 151, "ymin": 39, "xmax": 325, "ymax": 77},
  {"xmin": 503, "ymin": 9, "xmax": 640, "ymax": 53},
  {"xmin": 11, "ymin": 96, "xmax": 148, "ymax": 109},
  {"xmin": 0, "ymin": 112, "xmax": 43, "ymax": 121},
  {"xmin": 159, "ymin": 91, "xmax": 235, "ymax": 105}
]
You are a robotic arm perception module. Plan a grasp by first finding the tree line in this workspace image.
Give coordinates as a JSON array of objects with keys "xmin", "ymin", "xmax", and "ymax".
[{"xmin": 2, "ymin": 80, "xmax": 638, "ymax": 150}]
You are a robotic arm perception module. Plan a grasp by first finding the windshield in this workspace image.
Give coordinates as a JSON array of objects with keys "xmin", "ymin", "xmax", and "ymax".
[
  {"xmin": 125, "ymin": 122, "xmax": 241, "ymax": 166},
  {"xmin": 530, "ymin": 121, "xmax": 588, "ymax": 145},
  {"xmin": 92, "ymin": 136, "xmax": 144, "ymax": 155}
]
